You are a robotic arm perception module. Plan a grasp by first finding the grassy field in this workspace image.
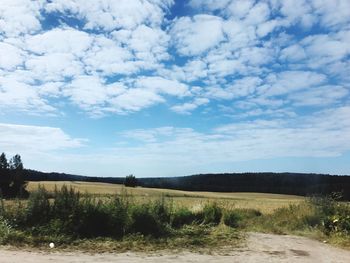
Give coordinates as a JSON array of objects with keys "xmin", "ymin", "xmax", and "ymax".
[
  {"xmin": 1, "ymin": 181, "xmax": 349, "ymax": 251},
  {"xmin": 27, "ymin": 181, "xmax": 304, "ymax": 213}
]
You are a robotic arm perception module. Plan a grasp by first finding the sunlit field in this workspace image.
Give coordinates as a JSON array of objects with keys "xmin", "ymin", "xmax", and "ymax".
[
  {"xmin": 0, "ymin": 181, "xmax": 348, "ymax": 250},
  {"xmin": 27, "ymin": 181, "xmax": 304, "ymax": 213}
]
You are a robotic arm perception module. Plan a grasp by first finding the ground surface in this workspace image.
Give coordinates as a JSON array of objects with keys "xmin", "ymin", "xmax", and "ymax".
[
  {"xmin": 1, "ymin": 232, "xmax": 349, "ymax": 263},
  {"xmin": 27, "ymin": 181, "xmax": 303, "ymax": 213}
]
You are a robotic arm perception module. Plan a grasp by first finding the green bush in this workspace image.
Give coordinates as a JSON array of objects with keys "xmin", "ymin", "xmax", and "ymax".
[
  {"xmin": 202, "ymin": 203, "xmax": 222, "ymax": 225},
  {"xmin": 171, "ymin": 207, "xmax": 197, "ymax": 228},
  {"xmin": 74, "ymin": 199, "xmax": 112, "ymax": 237},
  {"xmin": 52, "ymin": 185, "xmax": 80, "ymax": 220},
  {"xmin": 309, "ymin": 195, "xmax": 350, "ymax": 235},
  {"xmin": 109, "ymin": 197, "xmax": 129, "ymax": 237},
  {"xmin": 152, "ymin": 197, "xmax": 171, "ymax": 224},
  {"xmin": 0, "ymin": 216, "xmax": 12, "ymax": 244},
  {"xmin": 223, "ymin": 211, "xmax": 241, "ymax": 228},
  {"xmin": 26, "ymin": 186, "xmax": 51, "ymax": 225},
  {"xmin": 129, "ymin": 204, "xmax": 166, "ymax": 237}
]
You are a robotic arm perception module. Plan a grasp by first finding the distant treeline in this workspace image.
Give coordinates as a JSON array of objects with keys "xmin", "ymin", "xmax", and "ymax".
[
  {"xmin": 25, "ymin": 169, "xmax": 350, "ymax": 200},
  {"xmin": 138, "ymin": 173, "xmax": 350, "ymax": 200},
  {"xmin": 24, "ymin": 169, "xmax": 125, "ymax": 184}
]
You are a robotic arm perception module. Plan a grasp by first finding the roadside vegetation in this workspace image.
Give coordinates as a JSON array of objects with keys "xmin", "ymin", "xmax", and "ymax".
[{"xmin": 0, "ymin": 185, "xmax": 349, "ymax": 251}]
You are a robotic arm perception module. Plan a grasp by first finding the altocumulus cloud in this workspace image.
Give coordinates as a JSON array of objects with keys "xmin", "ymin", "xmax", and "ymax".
[{"xmin": 0, "ymin": 0, "xmax": 350, "ymax": 176}]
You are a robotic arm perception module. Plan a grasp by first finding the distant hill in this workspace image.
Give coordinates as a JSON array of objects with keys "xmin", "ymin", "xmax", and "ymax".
[{"xmin": 24, "ymin": 169, "xmax": 350, "ymax": 200}]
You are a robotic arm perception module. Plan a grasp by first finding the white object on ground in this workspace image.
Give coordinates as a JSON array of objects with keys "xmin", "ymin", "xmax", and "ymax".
[{"xmin": 49, "ymin": 242, "xmax": 55, "ymax": 248}]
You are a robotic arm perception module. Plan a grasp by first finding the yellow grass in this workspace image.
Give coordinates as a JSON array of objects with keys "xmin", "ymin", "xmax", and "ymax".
[{"xmin": 27, "ymin": 181, "xmax": 304, "ymax": 213}]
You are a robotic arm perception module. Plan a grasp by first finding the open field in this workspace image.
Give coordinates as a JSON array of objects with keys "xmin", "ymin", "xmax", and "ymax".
[
  {"xmin": 27, "ymin": 181, "xmax": 304, "ymax": 213},
  {"xmin": 1, "ymin": 180, "xmax": 349, "ymax": 255}
]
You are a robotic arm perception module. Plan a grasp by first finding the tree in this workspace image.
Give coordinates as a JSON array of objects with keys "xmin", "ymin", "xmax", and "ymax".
[
  {"xmin": 0, "ymin": 152, "xmax": 28, "ymax": 198},
  {"xmin": 0, "ymin": 153, "xmax": 9, "ymax": 170},
  {"xmin": 9, "ymin": 154, "xmax": 23, "ymax": 171},
  {"xmin": 124, "ymin": 174, "xmax": 137, "ymax": 187}
]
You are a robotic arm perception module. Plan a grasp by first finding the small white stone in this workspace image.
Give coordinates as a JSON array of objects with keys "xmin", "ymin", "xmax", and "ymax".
[{"xmin": 49, "ymin": 242, "xmax": 55, "ymax": 248}]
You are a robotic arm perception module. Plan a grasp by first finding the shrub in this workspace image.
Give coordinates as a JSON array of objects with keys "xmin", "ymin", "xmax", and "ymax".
[
  {"xmin": 26, "ymin": 186, "xmax": 51, "ymax": 226},
  {"xmin": 223, "ymin": 211, "xmax": 241, "ymax": 228},
  {"xmin": 0, "ymin": 216, "xmax": 12, "ymax": 244},
  {"xmin": 152, "ymin": 197, "xmax": 171, "ymax": 223},
  {"xmin": 52, "ymin": 185, "xmax": 80, "ymax": 220},
  {"xmin": 129, "ymin": 204, "xmax": 165, "ymax": 237},
  {"xmin": 109, "ymin": 197, "xmax": 129, "ymax": 237},
  {"xmin": 224, "ymin": 208, "xmax": 262, "ymax": 228},
  {"xmin": 76, "ymin": 200, "xmax": 113, "ymax": 237},
  {"xmin": 202, "ymin": 203, "xmax": 222, "ymax": 225},
  {"xmin": 171, "ymin": 207, "xmax": 197, "ymax": 228},
  {"xmin": 309, "ymin": 195, "xmax": 350, "ymax": 234}
]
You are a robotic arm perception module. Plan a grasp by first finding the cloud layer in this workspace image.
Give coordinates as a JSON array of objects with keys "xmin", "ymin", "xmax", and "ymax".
[{"xmin": 1, "ymin": 0, "xmax": 349, "ymax": 175}]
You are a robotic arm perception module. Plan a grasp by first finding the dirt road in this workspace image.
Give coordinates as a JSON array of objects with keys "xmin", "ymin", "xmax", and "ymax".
[{"xmin": 1, "ymin": 233, "xmax": 349, "ymax": 262}]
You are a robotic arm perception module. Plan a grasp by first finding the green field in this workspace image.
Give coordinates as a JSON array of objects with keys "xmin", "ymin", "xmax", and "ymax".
[{"xmin": 27, "ymin": 181, "xmax": 303, "ymax": 214}]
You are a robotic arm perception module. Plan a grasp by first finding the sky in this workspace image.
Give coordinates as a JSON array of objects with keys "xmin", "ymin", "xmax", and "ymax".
[{"xmin": 0, "ymin": 0, "xmax": 350, "ymax": 177}]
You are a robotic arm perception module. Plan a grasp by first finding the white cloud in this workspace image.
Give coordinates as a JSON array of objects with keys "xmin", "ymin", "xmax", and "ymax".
[
  {"xmin": 26, "ymin": 28, "xmax": 92, "ymax": 56},
  {"xmin": 244, "ymin": 2, "xmax": 270, "ymax": 25},
  {"xmin": 312, "ymin": 0, "xmax": 350, "ymax": 29},
  {"xmin": 0, "ymin": 0, "xmax": 43, "ymax": 37},
  {"xmin": 83, "ymin": 35, "xmax": 135, "ymax": 76},
  {"xmin": 0, "ymin": 0, "xmax": 349, "ymax": 122},
  {"xmin": 280, "ymin": 44, "xmax": 307, "ymax": 61},
  {"xmin": 134, "ymin": 76, "xmax": 190, "ymax": 97},
  {"xmin": 188, "ymin": 0, "xmax": 231, "ymax": 13},
  {"xmin": 288, "ymin": 85, "xmax": 348, "ymax": 106},
  {"xmin": 279, "ymin": 0, "xmax": 316, "ymax": 28},
  {"xmin": 44, "ymin": 0, "xmax": 173, "ymax": 31},
  {"xmin": 63, "ymin": 75, "xmax": 168, "ymax": 115},
  {"xmin": 261, "ymin": 71, "xmax": 327, "ymax": 97},
  {"xmin": 25, "ymin": 53, "xmax": 83, "ymax": 82},
  {"xmin": 170, "ymin": 97, "xmax": 209, "ymax": 114},
  {"xmin": 127, "ymin": 25, "xmax": 170, "ymax": 62},
  {"xmin": 0, "ymin": 123, "xmax": 84, "ymax": 154},
  {"xmin": 115, "ymin": 105, "xmax": 350, "ymax": 166},
  {"xmin": 0, "ymin": 42, "xmax": 25, "ymax": 70},
  {"xmin": 222, "ymin": 19, "xmax": 256, "ymax": 48},
  {"xmin": 171, "ymin": 15, "xmax": 224, "ymax": 56},
  {"xmin": 64, "ymin": 75, "xmax": 113, "ymax": 108},
  {"xmin": 206, "ymin": 76, "xmax": 262, "ymax": 100},
  {"xmin": 118, "ymin": 107, "xmax": 350, "ymax": 165},
  {"xmin": 226, "ymin": 0, "xmax": 255, "ymax": 19},
  {"xmin": 0, "ymin": 75, "xmax": 55, "ymax": 113},
  {"xmin": 302, "ymin": 32, "xmax": 350, "ymax": 66},
  {"xmin": 256, "ymin": 19, "xmax": 281, "ymax": 37},
  {"xmin": 108, "ymin": 88, "xmax": 164, "ymax": 113}
]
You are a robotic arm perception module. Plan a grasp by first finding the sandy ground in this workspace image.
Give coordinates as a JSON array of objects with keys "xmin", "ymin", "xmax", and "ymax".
[{"xmin": 1, "ymin": 233, "xmax": 349, "ymax": 263}]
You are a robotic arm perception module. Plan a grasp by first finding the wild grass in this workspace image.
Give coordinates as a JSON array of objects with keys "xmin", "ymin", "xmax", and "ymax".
[
  {"xmin": 0, "ymin": 185, "xmax": 242, "ymax": 251},
  {"xmin": 1, "ymin": 183, "xmax": 349, "ymax": 251},
  {"xmin": 27, "ymin": 181, "xmax": 303, "ymax": 213},
  {"xmin": 240, "ymin": 196, "xmax": 350, "ymax": 248}
]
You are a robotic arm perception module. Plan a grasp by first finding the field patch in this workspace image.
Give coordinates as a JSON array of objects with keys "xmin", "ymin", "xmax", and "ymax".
[{"xmin": 27, "ymin": 181, "xmax": 303, "ymax": 213}]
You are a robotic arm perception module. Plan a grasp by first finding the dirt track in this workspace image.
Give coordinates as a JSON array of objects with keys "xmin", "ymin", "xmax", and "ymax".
[{"xmin": 1, "ymin": 233, "xmax": 349, "ymax": 262}]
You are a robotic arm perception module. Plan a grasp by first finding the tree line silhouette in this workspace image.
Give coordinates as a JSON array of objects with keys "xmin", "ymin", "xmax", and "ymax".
[
  {"xmin": 3, "ymin": 151, "xmax": 348, "ymax": 200},
  {"xmin": 0, "ymin": 152, "xmax": 28, "ymax": 198},
  {"xmin": 137, "ymin": 173, "xmax": 350, "ymax": 200}
]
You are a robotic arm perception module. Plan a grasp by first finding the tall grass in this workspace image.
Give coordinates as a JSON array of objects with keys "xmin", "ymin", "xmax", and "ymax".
[
  {"xmin": 0, "ymin": 185, "xmax": 231, "ymax": 240},
  {"xmin": 0, "ymin": 186, "xmax": 349, "ymax": 249}
]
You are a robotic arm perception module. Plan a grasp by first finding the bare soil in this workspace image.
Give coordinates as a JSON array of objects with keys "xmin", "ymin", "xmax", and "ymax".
[{"xmin": 1, "ymin": 232, "xmax": 349, "ymax": 262}]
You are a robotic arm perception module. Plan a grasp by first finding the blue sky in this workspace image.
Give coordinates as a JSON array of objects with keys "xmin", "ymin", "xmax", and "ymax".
[{"xmin": 0, "ymin": 0, "xmax": 350, "ymax": 177}]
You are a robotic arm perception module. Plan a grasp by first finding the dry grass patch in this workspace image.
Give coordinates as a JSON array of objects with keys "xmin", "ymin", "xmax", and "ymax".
[{"xmin": 27, "ymin": 181, "xmax": 303, "ymax": 213}]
